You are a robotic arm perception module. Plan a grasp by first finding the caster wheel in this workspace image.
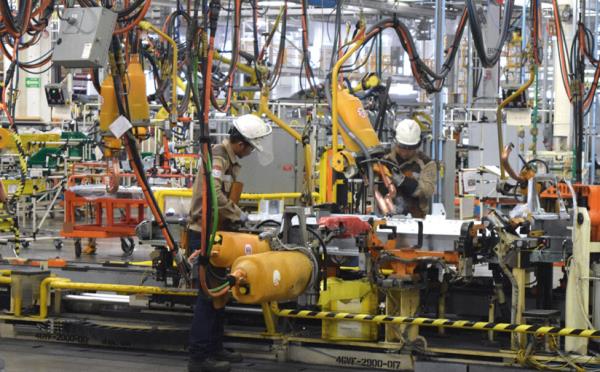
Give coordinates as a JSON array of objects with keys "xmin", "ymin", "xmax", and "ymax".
[
  {"xmin": 54, "ymin": 239, "xmax": 63, "ymax": 250},
  {"xmin": 21, "ymin": 241, "xmax": 30, "ymax": 249},
  {"xmin": 120, "ymin": 237, "xmax": 135, "ymax": 256},
  {"xmin": 74, "ymin": 239, "xmax": 82, "ymax": 258}
]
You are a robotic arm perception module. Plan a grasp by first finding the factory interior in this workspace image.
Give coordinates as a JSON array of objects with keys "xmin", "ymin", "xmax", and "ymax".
[{"xmin": 3, "ymin": 0, "xmax": 600, "ymax": 371}]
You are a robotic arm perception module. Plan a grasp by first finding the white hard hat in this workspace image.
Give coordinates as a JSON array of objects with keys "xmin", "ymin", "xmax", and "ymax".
[
  {"xmin": 394, "ymin": 119, "xmax": 422, "ymax": 149},
  {"xmin": 232, "ymin": 114, "xmax": 272, "ymax": 152}
]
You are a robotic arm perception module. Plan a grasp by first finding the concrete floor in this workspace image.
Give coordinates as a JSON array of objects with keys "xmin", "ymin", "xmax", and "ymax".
[
  {"xmin": 0, "ymin": 220, "xmax": 360, "ymax": 371},
  {"xmin": 0, "ymin": 338, "xmax": 354, "ymax": 372}
]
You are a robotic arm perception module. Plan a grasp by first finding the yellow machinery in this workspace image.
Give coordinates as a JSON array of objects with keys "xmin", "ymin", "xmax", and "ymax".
[
  {"xmin": 127, "ymin": 54, "xmax": 151, "ymax": 138},
  {"xmin": 231, "ymin": 250, "xmax": 313, "ymax": 304},
  {"xmin": 99, "ymin": 54, "xmax": 151, "ymax": 156},
  {"xmin": 336, "ymin": 88, "xmax": 381, "ymax": 153},
  {"xmin": 99, "ymin": 73, "xmax": 120, "ymax": 155},
  {"xmin": 210, "ymin": 231, "xmax": 271, "ymax": 268},
  {"xmin": 0, "ymin": 129, "xmax": 61, "ymax": 154}
]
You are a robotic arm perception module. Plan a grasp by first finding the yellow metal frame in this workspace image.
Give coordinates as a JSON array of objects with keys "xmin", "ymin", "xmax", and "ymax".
[
  {"xmin": 37, "ymin": 276, "xmax": 196, "ymax": 319},
  {"xmin": 154, "ymin": 188, "xmax": 320, "ymax": 212}
]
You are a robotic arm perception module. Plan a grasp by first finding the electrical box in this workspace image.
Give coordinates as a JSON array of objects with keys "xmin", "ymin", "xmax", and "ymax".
[
  {"xmin": 45, "ymin": 83, "xmax": 69, "ymax": 106},
  {"xmin": 52, "ymin": 7, "xmax": 117, "ymax": 68}
]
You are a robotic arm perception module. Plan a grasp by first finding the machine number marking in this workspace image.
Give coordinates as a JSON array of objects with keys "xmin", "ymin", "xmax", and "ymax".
[
  {"xmin": 35, "ymin": 333, "xmax": 89, "ymax": 345},
  {"xmin": 335, "ymin": 356, "xmax": 402, "ymax": 370}
]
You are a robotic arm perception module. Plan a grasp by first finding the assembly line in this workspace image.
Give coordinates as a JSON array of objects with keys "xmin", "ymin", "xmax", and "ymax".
[{"xmin": 0, "ymin": 0, "xmax": 600, "ymax": 371}]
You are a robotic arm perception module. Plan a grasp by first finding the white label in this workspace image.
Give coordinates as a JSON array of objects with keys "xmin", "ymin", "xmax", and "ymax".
[
  {"xmin": 244, "ymin": 244, "xmax": 252, "ymax": 255},
  {"xmin": 272, "ymin": 270, "xmax": 281, "ymax": 287},
  {"xmin": 109, "ymin": 115, "xmax": 133, "ymax": 138},
  {"xmin": 82, "ymin": 43, "xmax": 92, "ymax": 59},
  {"xmin": 506, "ymin": 109, "xmax": 532, "ymax": 127},
  {"xmin": 7, "ymin": 184, "xmax": 17, "ymax": 194}
]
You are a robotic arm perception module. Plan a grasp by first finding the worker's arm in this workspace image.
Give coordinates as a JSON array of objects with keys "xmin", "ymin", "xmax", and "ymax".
[
  {"xmin": 412, "ymin": 160, "xmax": 436, "ymax": 198},
  {"xmin": 394, "ymin": 159, "xmax": 436, "ymax": 199},
  {"xmin": 212, "ymin": 156, "xmax": 243, "ymax": 221}
]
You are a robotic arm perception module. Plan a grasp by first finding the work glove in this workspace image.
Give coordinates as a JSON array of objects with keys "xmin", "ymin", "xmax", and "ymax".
[
  {"xmin": 398, "ymin": 176, "xmax": 419, "ymax": 196},
  {"xmin": 391, "ymin": 173, "xmax": 406, "ymax": 187}
]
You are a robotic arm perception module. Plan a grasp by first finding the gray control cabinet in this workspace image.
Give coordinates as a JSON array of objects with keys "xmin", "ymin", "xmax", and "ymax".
[{"xmin": 52, "ymin": 7, "xmax": 117, "ymax": 68}]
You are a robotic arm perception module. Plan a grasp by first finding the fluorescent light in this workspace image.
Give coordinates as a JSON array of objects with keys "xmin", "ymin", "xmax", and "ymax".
[{"xmin": 257, "ymin": 1, "xmax": 301, "ymax": 7}]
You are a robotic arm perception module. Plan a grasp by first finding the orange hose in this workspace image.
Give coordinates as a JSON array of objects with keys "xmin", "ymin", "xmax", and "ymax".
[
  {"xmin": 114, "ymin": 0, "xmax": 150, "ymax": 35},
  {"xmin": 551, "ymin": 0, "xmax": 573, "ymax": 101},
  {"xmin": 199, "ymin": 266, "xmax": 230, "ymax": 298}
]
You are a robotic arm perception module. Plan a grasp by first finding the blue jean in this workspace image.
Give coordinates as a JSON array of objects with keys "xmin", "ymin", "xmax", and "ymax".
[{"xmin": 188, "ymin": 229, "xmax": 225, "ymax": 361}]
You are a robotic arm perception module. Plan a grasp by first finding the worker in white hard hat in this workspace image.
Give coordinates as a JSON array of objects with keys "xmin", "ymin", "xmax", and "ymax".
[
  {"xmin": 383, "ymin": 118, "xmax": 436, "ymax": 218},
  {"xmin": 188, "ymin": 114, "xmax": 273, "ymax": 372}
]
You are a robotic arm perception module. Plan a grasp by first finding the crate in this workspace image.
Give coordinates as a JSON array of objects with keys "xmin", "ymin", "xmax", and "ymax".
[{"xmin": 320, "ymin": 278, "xmax": 378, "ymax": 341}]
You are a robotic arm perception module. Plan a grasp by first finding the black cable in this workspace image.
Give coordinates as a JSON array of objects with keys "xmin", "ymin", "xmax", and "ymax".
[
  {"xmin": 267, "ymin": 2, "xmax": 287, "ymax": 89},
  {"xmin": 255, "ymin": 219, "xmax": 282, "ymax": 229},
  {"xmin": 374, "ymin": 77, "xmax": 392, "ymax": 138},
  {"xmin": 329, "ymin": 0, "xmax": 343, "ymax": 71},
  {"xmin": 466, "ymin": 0, "xmax": 515, "ymax": 68},
  {"xmin": 251, "ymin": 0, "xmax": 263, "ymax": 88},
  {"xmin": 109, "ymin": 35, "xmax": 182, "ymax": 263},
  {"xmin": 0, "ymin": 0, "xmax": 31, "ymax": 36}
]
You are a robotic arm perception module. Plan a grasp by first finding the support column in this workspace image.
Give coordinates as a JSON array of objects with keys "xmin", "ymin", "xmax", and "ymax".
[
  {"xmin": 566, "ymin": 207, "xmax": 590, "ymax": 354},
  {"xmin": 552, "ymin": 0, "xmax": 574, "ymax": 152},
  {"xmin": 432, "ymin": 0, "xmax": 445, "ymax": 205}
]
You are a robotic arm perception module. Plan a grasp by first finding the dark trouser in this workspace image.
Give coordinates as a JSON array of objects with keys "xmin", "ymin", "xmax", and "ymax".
[{"xmin": 188, "ymin": 229, "xmax": 225, "ymax": 361}]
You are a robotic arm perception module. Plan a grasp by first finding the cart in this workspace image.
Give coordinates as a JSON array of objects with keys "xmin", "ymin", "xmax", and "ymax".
[{"xmin": 60, "ymin": 166, "xmax": 147, "ymax": 258}]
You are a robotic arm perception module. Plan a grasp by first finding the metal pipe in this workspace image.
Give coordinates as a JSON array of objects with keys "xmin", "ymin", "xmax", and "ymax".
[
  {"xmin": 37, "ymin": 277, "xmax": 196, "ymax": 319},
  {"xmin": 432, "ymin": 0, "xmax": 445, "ymax": 203},
  {"xmin": 497, "ymin": 64, "xmax": 536, "ymax": 179},
  {"xmin": 64, "ymin": 294, "xmax": 130, "ymax": 304},
  {"xmin": 240, "ymin": 192, "xmax": 320, "ymax": 202},
  {"xmin": 500, "ymin": 143, "xmax": 527, "ymax": 182}
]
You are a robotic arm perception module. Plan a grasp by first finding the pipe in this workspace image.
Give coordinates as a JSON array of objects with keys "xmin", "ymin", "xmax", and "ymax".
[
  {"xmin": 380, "ymin": 168, "xmax": 397, "ymax": 214},
  {"xmin": 500, "ymin": 143, "xmax": 527, "ymax": 183},
  {"xmin": 37, "ymin": 277, "xmax": 196, "ymax": 319},
  {"xmin": 497, "ymin": 64, "xmax": 535, "ymax": 179},
  {"xmin": 270, "ymin": 304, "xmax": 600, "ymax": 339},
  {"xmin": 259, "ymin": 91, "xmax": 301, "ymax": 142},
  {"xmin": 214, "ymin": 50, "xmax": 266, "ymax": 82},
  {"xmin": 38, "ymin": 277, "xmax": 70, "ymax": 319},
  {"xmin": 240, "ymin": 192, "xmax": 320, "ymax": 202},
  {"xmin": 139, "ymin": 21, "xmax": 178, "ymax": 123}
]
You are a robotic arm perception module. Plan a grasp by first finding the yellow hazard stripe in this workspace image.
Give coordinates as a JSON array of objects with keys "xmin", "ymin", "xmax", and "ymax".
[{"xmin": 276, "ymin": 309, "xmax": 600, "ymax": 338}]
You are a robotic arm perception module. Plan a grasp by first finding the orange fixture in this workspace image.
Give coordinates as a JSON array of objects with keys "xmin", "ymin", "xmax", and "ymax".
[
  {"xmin": 540, "ymin": 184, "xmax": 600, "ymax": 241},
  {"xmin": 385, "ymin": 249, "xmax": 460, "ymax": 277}
]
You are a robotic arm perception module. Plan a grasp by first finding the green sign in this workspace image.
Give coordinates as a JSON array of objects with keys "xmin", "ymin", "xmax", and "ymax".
[{"xmin": 25, "ymin": 77, "xmax": 41, "ymax": 88}]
